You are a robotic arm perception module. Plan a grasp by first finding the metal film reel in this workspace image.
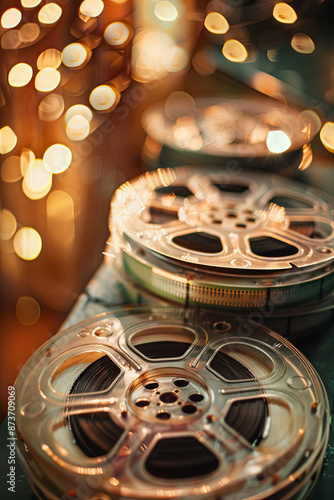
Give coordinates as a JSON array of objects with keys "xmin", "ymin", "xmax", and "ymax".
[
  {"xmin": 141, "ymin": 97, "xmax": 320, "ymax": 170},
  {"xmin": 15, "ymin": 306, "xmax": 329, "ymax": 500},
  {"xmin": 108, "ymin": 166, "xmax": 334, "ymax": 310}
]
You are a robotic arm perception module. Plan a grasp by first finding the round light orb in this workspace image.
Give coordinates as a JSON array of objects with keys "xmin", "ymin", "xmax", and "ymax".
[
  {"xmin": 21, "ymin": 0, "xmax": 42, "ymax": 8},
  {"xmin": 43, "ymin": 144, "xmax": 72, "ymax": 174},
  {"xmin": 79, "ymin": 0, "xmax": 104, "ymax": 18},
  {"xmin": 22, "ymin": 158, "xmax": 53, "ymax": 200},
  {"xmin": 62, "ymin": 43, "xmax": 88, "ymax": 68},
  {"xmin": 154, "ymin": 1, "xmax": 178, "ymax": 22},
  {"xmin": 37, "ymin": 48, "xmax": 62, "ymax": 70},
  {"xmin": 0, "ymin": 126, "xmax": 17, "ymax": 154},
  {"xmin": 266, "ymin": 130, "xmax": 291, "ymax": 153},
  {"xmin": 66, "ymin": 115, "xmax": 90, "ymax": 141},
  {"xmin": 89, "ymin": 85, "xmax": 117, "ymax": 111},
  {"xmin": 222, "ymin": 39, "xmax": 248, "ymax": 62},
  {"xmin": 8, "ymin": 63, "xmax": 33, "ymax": 87},
  {"xmin": 273, "ymin": 2, "xmax": 298, "ymax": 24},
  {"xmin": 38, "ymin": 94, "xmax": 64, "ymax": 122},
  {"xmin": 1, "ymin": 8, "xmax": 22, "ymax": 29},
  {"xmin": 38, "ymin": 3, "xmax": 62, "ymax": 25},
  {"xmin": 0, "ymin": 209, "xmax": 17, "ymax": 241},
  {"xmin": 204, "ymin": 12, "xmax": 229, "ymax": 34},
  {"xmin": 65, "ymin": 104, "xmax": 93, "ymax": 124},
  {"xmin": 13, "ymin": 227, "xmax": 42, "ymax": 260},
  {"xmin": 104, "ymin": 22, "xmax": 130, "ymax": 46},
  {"xmin": 16, "ymin": 296, "xmax": 41, "ymax": 325},
  {"xmin": 35, "ymin": 67, "xmax": 60, "ymax": 92}
]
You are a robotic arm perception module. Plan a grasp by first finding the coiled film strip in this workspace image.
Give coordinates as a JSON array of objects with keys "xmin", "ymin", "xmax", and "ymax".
[
  {"xmin": 15, "ymin": 306, "xmax": 329, "ymax": 500},
  {"xmin": 107, "ymin": 166, "xmax": 334, "ymax": 311}
]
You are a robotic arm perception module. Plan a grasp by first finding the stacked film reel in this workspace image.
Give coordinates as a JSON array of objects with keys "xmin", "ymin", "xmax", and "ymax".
[
  {"xmin": 106, "ymin": 165, "xmax": 334, "ymax": 337},
  {"xmin": 141, "ymin": 96, "xmax": 320, "ymax": 171},
  {"xmin": 15, "ymin": 307, "xmax": 330, "ymax": 500}
]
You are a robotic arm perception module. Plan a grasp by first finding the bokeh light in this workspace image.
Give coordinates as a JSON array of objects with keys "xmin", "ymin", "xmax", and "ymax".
[
  {"xmin": 266, "ymin": 130, "xmax": 291, "ymax": 153},
  {"xmin": 291, "ymin": 33, "xmax": 315, "ymax": 54},
  {"xmin": 62, "ymin": 43, "xmax": 89, "ymax": 68},
  {"xmin": 21, "ymin": 0, "xmax": 42, "ymax": 7},
  {"xmin": 1, "ymin": 156, "xmax": 22, "ymax": 183},
  {"xmin": 154, "ymin": 1, "xmax": 178, "ymax": 22},
  {"xmin": 1, "ymin": 8, "xmax": 22, "ymax": 29},
  {"xmin": 66, "ymin": 115, "xmax": 90, "ymax": 141},
  {"xmin": 222, "ymin": 39, "xmax": 248, "ymax": 63},
  {"xmin": 38, "ymin": 3, "xmax": 62, "ymax": 24},
  {"xmin": 38, "ymin": 94, "xmax": 65, "ymax": 121},
  {"xmin": 37, "ymin": 48, "xmax": 62, "ymax": 70},
  {"xmin": 163, "ymin": 45, "xmax": 188, "ymax": 72},
  {"xmin": 8, "ymin": 63, "xmax": 33, "ymax": 87},
  {"xmin": 20, "ymin": 148, "xmax": 35, "ymax": 177},
  {"xmin": 89, "ymin": 85, "xmax": 118, "ymax": 111},
  {"xmin": 0, "ymin": 209, "xmax": 17, "ymax": 241},
  {"xmin": 320, "ymin": 122, "xmax": 334, "ymax": 152},
  {"xmin": 65, "ymin": 104, "xmax": 93, "ymax": 124},
  {"xmin": 273, "ymin": 3, "xmax": 298, "ymax": 24},
  {"xmin": 19, "ymin": 22, "xmax": 40, "ymax": 43},
  {"xmin": 35, "ymin": 68, "xmax": 61, "ymax": 92},
  {"xmin": 0, "ymin": 126, "xmax": 17, "ymax": 154},
  {"xmin": 16, "ymin": 296, "xmax": 41, "ymax": 326},
  {"xmin": 13, "ymin": 227, "xmax": 42, "ymax": 261},
  {"xmin": 204, "ymin": 12, "xmax": 229, "ymax": 34},
  {"xmin": 43, "ymin": 144, "xmax": 72, "ymax": 174},
  {"xmin": 79, "ymin": 0, "xmax": 104, "ymax": 18},
  {"xmin": 22, "ymin": 158, "xmax": 53, "ymax": 200},
  {"xmin": 104, "ymin": 22, "xmax": 131, "ymax": 46}
]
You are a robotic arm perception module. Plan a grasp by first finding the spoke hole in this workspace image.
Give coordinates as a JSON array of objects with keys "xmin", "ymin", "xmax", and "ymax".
[
  {"xmin": 236, "ymin": 223, "xmax": 246, "ymax": 228},
  {"xmin": 145, "ymin": 382, "xmax": 159, "ymax": 390},
  {"xmin": 182, "ymin": 404, "xmax": 197, "ymax": 415},
  {"xmin": 189, "ymin": 393, "xmax": 204, "ymax": 403},
  {"xmin": 226, "ymin": 213, "xmax": 237, "ymax": 218},
  {"xmin": 160, "ymin": 392, "xmax": 178, "ymax": 403},
  {"xmin": 135, "ymin": 399, "xmax": 150, "ymax": 408},
  {"xmin": 156, "ymin": 411, "xmax": 171, "ymax": 420},
  {"xmin": 173, "ymin": 379, "xmax": 189, "ymax": 388}
]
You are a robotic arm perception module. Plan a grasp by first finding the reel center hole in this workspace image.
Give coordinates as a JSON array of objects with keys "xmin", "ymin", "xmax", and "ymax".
[{"xmin": 160, "ymin": 392, "xmax": 178, "ymax": 403}]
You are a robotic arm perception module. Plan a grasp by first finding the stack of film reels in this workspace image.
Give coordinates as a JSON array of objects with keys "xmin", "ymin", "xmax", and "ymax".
[{"xmin": 15, "ymin": 162, "xmax": 333, "ymax": 499}]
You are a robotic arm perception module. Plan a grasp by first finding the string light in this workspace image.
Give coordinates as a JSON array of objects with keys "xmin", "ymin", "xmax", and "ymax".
[
  {"xmin": 21, "ymin": 0, "xmax": 42, "ymax": 8},
  {"xmin": 65, "ymin": 104, "xmax": 93, "ymax": 124},
  {"xmin": 154, "ymin": 1, "xmax": 178, "ymax": 22},
  {"xmin": 22, "ymin": 158, "xmax": 53, "ymax": 200},
  {"xmin": 0, "ymin": 209, "xmax": 17, "ymax": 241},
  {"xmin": 0, "ymin": 126, "xmax": 17, "ymax": 154},
  {"xmin": 66, "ymin": 115, "xmax": 90, "ymax": 141},
  {"xmin": 266, "ymin": 130, "xmax": 291, "ymax": 153},
  {"xmin": 104, "ymin": 22, "xmax": 131, "ymax": 47},
  {"xmin": 320, "ymin": 122, "xmax": 334, "ymax": 152},
  {"xmin": 89, "ymin": 85, "xmax": 118, "ymax": 111},
  {"xmin": 79, "ymin": 0, "xmax": 104, "ymax": 18},
  {"xmin": 291, "ymin": 33, "xmax": 315, "ymax": 54},
  {"xmin": 37, "ymin": 49, "xmax": 62, "ymax": 70},
  {"xmin": 273, "ymin": 3, "xmax": 298, "ymax": 24},
  {"xmin": 61, "ymin": 43, "xmax": 89, "ymax": 68},
  {"xmin": 222, "ymin": 39, "xmax": 248, "ymax": 63}
]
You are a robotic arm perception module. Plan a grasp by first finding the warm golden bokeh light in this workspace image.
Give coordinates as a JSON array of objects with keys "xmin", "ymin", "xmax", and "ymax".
[
  {"xmin": 47, "ymin": 191, "xmax": 75, "ymax": 251},
  {"xmin": 20, "ymin": 148, "xmax": 35, "ymax": 177},
  {"xmin": 22, "ymin": 158, "xmax": 53, "ymax": 200},
  {"xmin": 38, "ymin": 3, "xmax": 62, "ymax": 24},
  {"xmin": 21, "ymin": 0, "xmax": 42, "ymax": 7},
  {"xmin": 104, "ymin": 22, "xmax": 130, "ymax": 46},
  {"xmin": 204, "ymin": 12, "xmax": 229, "ymax": 34},
  {"xmin": 43, "ymin": 144, "xmax": 72, "ymax": 174},
  {"xmin": 222, "ymin": 39, "xmax": 248, "ymax": 63},
  {"xmin": 132, "ymin": 30, "xmax": 177, "ymax": 81},
  {"xmin": 320, "ymin": 122, "xmax": 334, "ymax": 152},
  {"xmin": 79, "ymin": 0, "xmax": 104, "ymax": 18},
  {"xmin": 13, "ymin": 227, "xmax": 42, "ymax": 260},
  {"xmin": 37, "ymin": 48, "xmax": 62, "ymax": 70},
  {"xmin": 273, "ymin": 2, "xmax": 298, "ymax": 24},
  {"xmin": 16, "ymin": 296, "xmax": 41, "ymax": 325},
  {"xmin": 163, "ymin": 45, "xmax": 188, "ymax": 72},
  {"xmin": 0, "ymin": 126, "xmax": 17, "ymax": 154},
  {"xmin": 154, "ymin": 1, "xmax": 178, "ymax": 22},
  {"xmin": 89, "ymin": 85, "xmax": 117, "ymax": 111},
  {"xmin": 38, "ymin": 94, "xmax": 65, "ymax": 121},
  {"xmin": 1, "ymin": 30, "xmax": 21, "ymax": 50},
  {"xmin": 19, "ymin": 22, "xmax": 40, "ymax": 42},
  {"xmin": 66, "ymin": 115, "xmax": 90, "ymax": 141},
  {"xmin": 65, "ymin": 104, "xmax": 93, "ymax": 124},
  {"xmin": 62, "ymin": 43, "xmax": 88, "ymax": 68},
  {"xmin": 0, "ymin": 209, "xmax": 17, "ymax": 241},
  {"xmin": 291, "ymin": 33, "xmax": 315, "ymax": 54},
  {"xmin": 266, "ymin": 130, "xmax": 291, "ymax": 153},
  {"xmin": 1, "ymin": 8, "xmax": 22, "ymax": 29},
  {"xmin": 1, "ymin": 156, "xmax": 22, "ymax": 183},
  {"xmin": 8, "ymin": 63, "xmax": 33, "ymax": 87},
  {"xmin": 35, "ymin": 67, "xmax": 61, "ymax": 92}
]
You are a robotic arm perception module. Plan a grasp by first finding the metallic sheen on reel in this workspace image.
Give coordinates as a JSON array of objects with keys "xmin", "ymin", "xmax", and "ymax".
[
  {"xmin": 15, "ymin": 307, "xmax": 329, "ymax": 500},
  {"xmin": 107, "ymin": 166, "xmax": 334, "ymax": 311}
]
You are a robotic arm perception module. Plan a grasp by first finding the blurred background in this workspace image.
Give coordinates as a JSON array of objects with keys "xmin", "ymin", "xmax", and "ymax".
[{"xmin": 1, "ymin": 0, "xmax": 334, "ymax": 421}]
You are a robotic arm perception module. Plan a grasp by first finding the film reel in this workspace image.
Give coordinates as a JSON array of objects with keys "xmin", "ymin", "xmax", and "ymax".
[
  {"xmin": 15, "ymin": 306, "xmax": 329, "ymax": 500},
  {"xmin": 107, "ymin": 166, "xmax": 334, "ymax": 310},
  {"xmin": 141, "ymin": 96, "xmax": 320, "ymax": 170}
]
